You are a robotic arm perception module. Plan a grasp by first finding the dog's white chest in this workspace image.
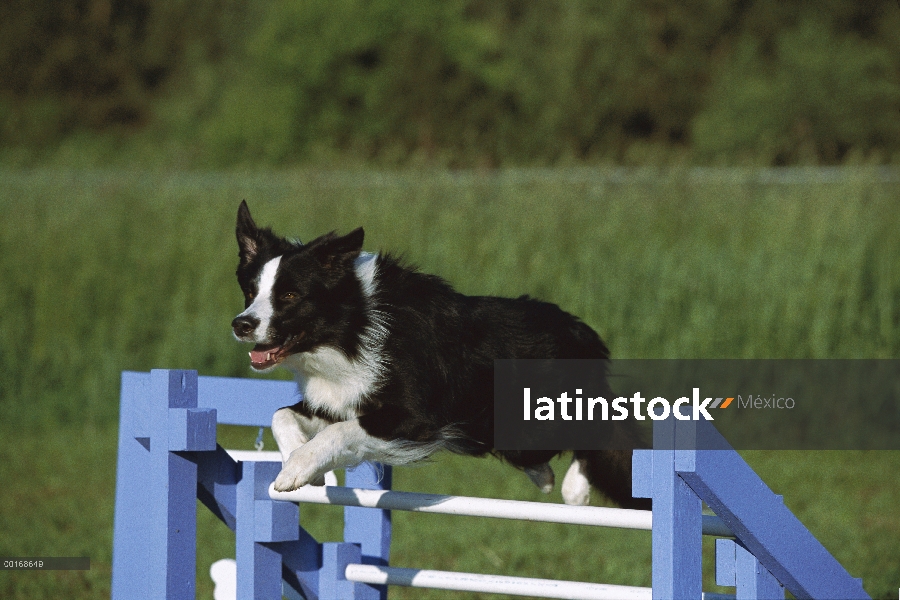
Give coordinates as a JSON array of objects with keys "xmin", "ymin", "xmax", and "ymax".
[{"xmin": 285, "ymin": 347, "xmax": 380, "ymax": 420}]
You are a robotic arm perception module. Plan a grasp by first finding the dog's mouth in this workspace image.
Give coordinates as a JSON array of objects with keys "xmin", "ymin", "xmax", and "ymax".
[{"xmin": 249, "ymin": 332, "xmax": 305, "ymax": 370}]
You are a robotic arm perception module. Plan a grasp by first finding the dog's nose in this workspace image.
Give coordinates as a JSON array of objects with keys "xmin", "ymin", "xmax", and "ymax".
[{"xmin": 232, "ymin": 315, "xmax": 259, "ymax": 338}]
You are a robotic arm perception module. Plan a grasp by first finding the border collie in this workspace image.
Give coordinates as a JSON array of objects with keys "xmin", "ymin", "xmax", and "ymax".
[{"xmin": 231, "ymin": 201, "xmax": 648, "ymax": 509}]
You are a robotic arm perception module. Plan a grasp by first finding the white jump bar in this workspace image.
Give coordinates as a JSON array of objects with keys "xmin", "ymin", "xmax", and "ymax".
[
  {"xmin": 269, "ymin": 484, "xmax": 732, "ymax": 536},
  {"xmin": 225, "ymin": 449, "xmax": 282, "ymax": 462},
  {"xmin": 345, "ymin": 563, "xmax": 652, "ymax": 600},
  {"xmin": 345, "ymin": 564, "xmax": 737, "ymax": 600}
]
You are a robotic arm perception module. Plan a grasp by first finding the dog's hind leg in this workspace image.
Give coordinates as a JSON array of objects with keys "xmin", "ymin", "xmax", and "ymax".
[
  {"xmin": 524, "ymin": 463, "xmax": 555, "ymax": 494},
  {"xmin": 561, "ymin": 456, "xmax": 591, "ymax": 506},
  {"xmin": 572, "ymin": 449, "xmax": 651, "ymax": 510}
]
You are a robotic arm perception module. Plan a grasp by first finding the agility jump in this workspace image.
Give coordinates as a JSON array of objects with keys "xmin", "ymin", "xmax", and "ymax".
[{"xmin": 111, "ymin": 369, "xmax": 869, "ymax": 599}]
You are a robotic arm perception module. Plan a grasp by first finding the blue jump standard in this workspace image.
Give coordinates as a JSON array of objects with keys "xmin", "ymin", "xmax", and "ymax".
[{"xmin": 112, "ymin": 369, "xmax": 870, "ymax": 600}]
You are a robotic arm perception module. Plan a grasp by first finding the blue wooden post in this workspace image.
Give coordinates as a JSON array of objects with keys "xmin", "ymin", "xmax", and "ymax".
[
  {"xmin": 113, "ymin": 370, "xmax": 216, "ymax": 600},
  {"xmin": 318, "ymin": 542, "xmax": 365, "ymax": 599},
  {"xmin": 716, "ymin": 538, "xmax": 784, "ymax": 599},
  {"xmin": 344, "ymin": 463, "xmax": 393, "ymax": 600},
  {"xmin": 149, "ymin": 370, "xmax": 217, "ymax": 599},
  {"xmin": 633, "ymin": 414, "xmax": 703, "ymax": 600},
  {"xmin": 235, "ymin": 460, "xmax": 298, "ymax": 599},
  {"xmin": 112, "ymin": 371, "xmax": 151, "ymax": 599}
]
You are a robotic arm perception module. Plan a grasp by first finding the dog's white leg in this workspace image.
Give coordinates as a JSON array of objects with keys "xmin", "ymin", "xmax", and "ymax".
[
  {"xmin": 561, "ymin": 457, "xmax": 591, "ymax": 506},
  {"xmin": 271, "ymin": 408, "xmax": 308, "ymax": 462},
  {"xmin": 273, "ymin": 418, "xmax": 389, "ymax": 492},
  {"xmin": 271, "ymin": 407, "xmax": 332, "ymax": 486},
  {"xmin": 524, "ymin": 463, "xmax": 555, "ymax": 494}
]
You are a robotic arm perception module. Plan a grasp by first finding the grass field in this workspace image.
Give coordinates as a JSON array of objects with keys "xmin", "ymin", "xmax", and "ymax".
[{"xmin": 0, "ymin": 167, "xmax": 898, "ymax": 599}]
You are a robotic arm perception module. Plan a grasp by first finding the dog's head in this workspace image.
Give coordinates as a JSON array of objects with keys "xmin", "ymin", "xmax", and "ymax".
[{"xmin": 231, "ymin": 201, "xmax": 367, "ymax": 371}]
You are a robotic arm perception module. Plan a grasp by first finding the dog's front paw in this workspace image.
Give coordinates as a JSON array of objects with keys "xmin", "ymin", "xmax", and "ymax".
[
  {"xmin": 273, "ymin": 469, "xmax": 305, "ymax": 492},
  {"xmin": 273, "ymin": 454, "xmax": 329, "ymax": 491},
  {"xmin": 273, "ymin": 458, "xmax": 316, "ymax": 491}
]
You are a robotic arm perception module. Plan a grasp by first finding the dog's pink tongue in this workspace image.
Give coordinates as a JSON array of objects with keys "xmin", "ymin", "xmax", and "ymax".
[
  {"xmin": 249, "ymin": 349, "xmax": 270, "ymax": 363},
  {"xmin": 249, "ymin": 345, "xmax": 280, "ymax": 368}
]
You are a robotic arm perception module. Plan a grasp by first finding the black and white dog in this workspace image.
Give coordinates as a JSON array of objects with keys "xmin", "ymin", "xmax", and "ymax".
[{"xmin": 231, "ymin": 201, "xmax": 648, "ymax": 509}]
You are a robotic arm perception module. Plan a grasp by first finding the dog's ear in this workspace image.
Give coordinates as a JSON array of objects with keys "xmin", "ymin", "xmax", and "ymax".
[
  {"xmin": 236, "ymin": 200, "xmax": 260, "ymax": 266},
  {"xmin": 330, "ymin": 227, "xmax": 365, "ymax": 257},
  {"xmin": 236, "ymin": 201, "xmax": 303, "ymax": 268},
  {"xmin": 309, "ymin": 227, "xmax": 365, "ymax": 272}
]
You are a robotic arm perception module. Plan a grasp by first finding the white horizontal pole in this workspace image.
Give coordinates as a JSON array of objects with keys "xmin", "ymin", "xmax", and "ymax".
[
  {"xmin": 345, "ymin": 563, "xmax": 652, "ymax": 600},
  {"xmin": 346, "ymin": 565, "xmax": 736, "ymax": 600},
  {"xmin": 269, "ymin": 484, "xmax": 731, "ymax": 535},
  {"xmin": 225, "ymin": 449, "xmax": 282, "ymax": 462}
]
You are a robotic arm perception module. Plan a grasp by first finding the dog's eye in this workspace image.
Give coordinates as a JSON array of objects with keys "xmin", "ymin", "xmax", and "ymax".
[
  {"xmin": 281, "ymin": 292, "xmax": 298, "ymax": 301},
  {"xmin": 246, "ymin": 291, "xmax": 256, "ymax": 300}
]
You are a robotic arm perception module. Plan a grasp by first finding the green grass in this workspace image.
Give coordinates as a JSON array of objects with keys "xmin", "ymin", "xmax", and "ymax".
[{"xmin": 0, "ymin": 167, "xmax": 898, "ymax": 599}]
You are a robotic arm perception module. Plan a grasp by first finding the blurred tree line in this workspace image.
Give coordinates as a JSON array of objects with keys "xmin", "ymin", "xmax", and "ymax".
[{"xmin": 1, "ymin": 0, "xmax": 899, "ymax": 167}]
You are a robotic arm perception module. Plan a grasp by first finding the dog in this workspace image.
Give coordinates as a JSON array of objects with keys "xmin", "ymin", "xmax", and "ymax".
[{"xmin": 231, "ymin": 201, "xmax": 649, "ymax": 509}]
